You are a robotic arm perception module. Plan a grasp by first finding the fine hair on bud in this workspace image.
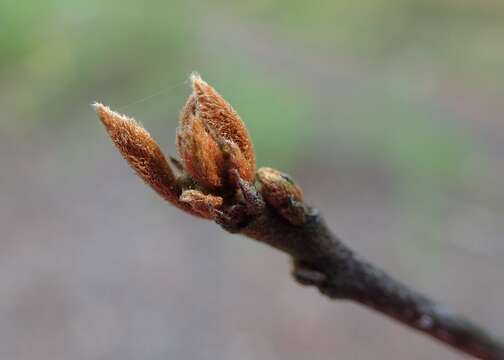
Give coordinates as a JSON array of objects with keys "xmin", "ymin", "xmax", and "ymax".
[
  {"xmin": 94, "ymin": 103, "xmax": 186, "ymax": 210},
  {"xmin": 176, "ymin": 74, "xmax": 256, "ymax": 190}
]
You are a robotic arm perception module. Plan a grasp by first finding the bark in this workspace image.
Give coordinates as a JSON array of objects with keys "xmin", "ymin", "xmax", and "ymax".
[{"xmin": 238, "ymin": 205, "xmax": 504, "ymax": 360}]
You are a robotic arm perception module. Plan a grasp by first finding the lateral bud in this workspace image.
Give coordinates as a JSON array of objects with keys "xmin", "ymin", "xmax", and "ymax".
[{"xmin": 256, "ymin": 167, "xmax": 306, "ymax": 225}]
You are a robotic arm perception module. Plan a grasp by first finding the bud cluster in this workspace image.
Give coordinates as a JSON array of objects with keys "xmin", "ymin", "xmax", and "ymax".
[{"xmin": 96, "ymin": 73, "xmax": 306, "ymax": 225}]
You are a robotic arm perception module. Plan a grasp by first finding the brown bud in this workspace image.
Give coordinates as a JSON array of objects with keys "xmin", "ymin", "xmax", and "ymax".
[
  {"xmin": 176, "ymin": 74, "xmax": 255, "ymax": 190},
  {"xmin": 94, "ymin": 103, "xmax": 187, "ymax": 211},
  {"xmin": 179, "ymin": 190, "xmax": 223, "ymax": 219},
  {"xmin": 256, "ymin": 167, "xmax": 305, "ymax": 225}
]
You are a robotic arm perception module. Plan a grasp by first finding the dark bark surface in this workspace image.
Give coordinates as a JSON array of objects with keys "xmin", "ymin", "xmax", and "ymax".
[{"xmin": 239, "ymin": 205, "xmax": 504, "ymax": 360}]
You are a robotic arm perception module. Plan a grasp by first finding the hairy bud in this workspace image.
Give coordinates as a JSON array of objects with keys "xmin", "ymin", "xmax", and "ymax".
[
  {"xmin": 94, "ymin": 103, "xmax": 188, "ymax": 212},
  {"xmin": 176, "ymin": 74, "xmax": 255, "ymax": 190},
  {"xmin": 179, "ymin": 190, "xmax": 223, "ymax": 219},
  {"xmin": 256, "ymin": 167, "xmax": 306, "ymax": 225},
  {"xmin": 95, "ymin": 74, "xmax": 264, "ymax": 222}
]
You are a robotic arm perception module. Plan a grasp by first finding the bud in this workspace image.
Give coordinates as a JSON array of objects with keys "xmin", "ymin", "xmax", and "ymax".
[
  {"xmin": 256, "ymin": 167, "xmax": 306, "ymax": 225},
  {"xmin": 176, "ymin": 74, "xmax": 255, "ymax": 190},
  {"xmin": 94, "ymin": 103, "xmax": 189, "ymax": 212},
  {"xmin": 179, "ymin": 190, "xmax": 223, "ymax": 219}
]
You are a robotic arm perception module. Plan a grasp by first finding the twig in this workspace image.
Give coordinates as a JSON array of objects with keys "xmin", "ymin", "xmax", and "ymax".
[
  {"xmin": 94, "ymin": 73, "xmax": 504, "ymax": 359},
  {"xmin": 243, "ymin": 205, "xmax": 504, "ymax": 360}
]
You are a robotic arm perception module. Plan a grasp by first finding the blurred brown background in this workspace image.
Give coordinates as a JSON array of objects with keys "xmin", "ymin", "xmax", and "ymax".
[{"xmin": 1, "ymin": 0, "xmax": 503, "ymax": 359}]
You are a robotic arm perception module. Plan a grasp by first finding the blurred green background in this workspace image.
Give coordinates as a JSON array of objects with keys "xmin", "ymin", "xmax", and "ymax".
[{"xmin": 1, "ymin": 1, "xmax": 503, "ymax": 359}]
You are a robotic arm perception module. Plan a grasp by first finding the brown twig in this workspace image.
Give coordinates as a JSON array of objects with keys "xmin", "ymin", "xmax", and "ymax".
[
  {"xmin": 95, "ymin": 73, "xmax": 504, "ymax": 359},
  {"xmin": 243, "ymin": 205, "xmax": 504, "ymax": 360}
]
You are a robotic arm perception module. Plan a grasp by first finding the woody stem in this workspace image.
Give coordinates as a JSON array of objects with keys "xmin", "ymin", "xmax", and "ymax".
[{"xmin": 237, "ymin": 203, "xmax": 504, "ymax": 360}]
